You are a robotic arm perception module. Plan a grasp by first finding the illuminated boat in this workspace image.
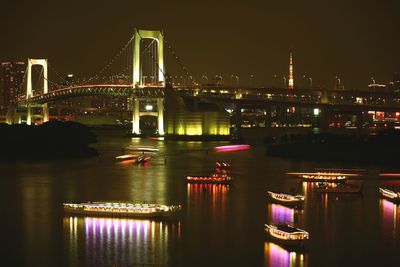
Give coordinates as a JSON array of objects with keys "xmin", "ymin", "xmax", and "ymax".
[
  {"xmin": 215, "ymin": 161, "xmax": 231, "ymax": 173},
  {"xmin": 214, "ymin": 144, "xmax": 250, "ymax": 152},
  {"xmin": 264, "ymin": 224, "xmax": 309, "ymax": 247},
  {"xmin": 137, "ymin": 155, "xmax": 151, "ymax": 163},
  {"xmin": 115, "ymin": 154, "xmax": 139, "ymax": 161},
  {"xmin": 126, "ymin": 146, "xmax": 159, "ymax": 152},
  {"xmin": 215, "ymin": 161, "xmax": 231, "ymax": 169},
  {"xmin": 379, "ymin": 187, "xmax": 400, "ymax": 203},
  {"xmin": 314, "ymin": 182, "xmax": 363, "ymax": 194},
  {"xmin": 287, "ymin": 172, "xmax": 359, "ymax": 182},
  {"xmin": 267, "ymin": 191, "xmax": 305, "ymax": 206},
  {"xmin": 186, "ymin": 173, "xmax": 232, "ymax": 184},
  {"xmin": 63, "ymin": 202, "xmax": 182, "ymax": 218}
]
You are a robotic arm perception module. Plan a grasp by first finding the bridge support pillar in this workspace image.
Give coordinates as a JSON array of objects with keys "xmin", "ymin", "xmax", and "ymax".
[
  {"xmin": 26, "ymin": 105, "xmax": 32, "ymax": 125},
  {"xmin": 42, "ymin": 103, "xmax": 49, "ymax": 123},
  {"xmin": 321, "ymin": 90, "xmax": 329, "ymax": 104},
  {"xmin": 320, "ymin": 106, "xmax": 332, "ymax": 133},
  {"xmin": 157, "ymin": 98, "xmax": 165, "ymax": 135},
  {"xmin": 132, "ymin": 98, "xmax": 140, "ymax": 134},
  {"xmin": 356, "ymin": 112, "xmax": 364, "ymax": 132},
  {"xmin": 234, "ymin": 103, "xmax": 242, "ymax": 137},
  {"xmin": 265, "ymin": 105, "xmax": 272, "ymax": 133},
  {"xmin": 6, "ymin": 103, "xmax": 16, "ymax": 124}
]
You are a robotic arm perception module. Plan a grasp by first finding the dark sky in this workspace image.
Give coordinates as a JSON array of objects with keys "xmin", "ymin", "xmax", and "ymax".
[{"xmin": 1, "ymin": 0, "xmax": 399, "ymax": 89}]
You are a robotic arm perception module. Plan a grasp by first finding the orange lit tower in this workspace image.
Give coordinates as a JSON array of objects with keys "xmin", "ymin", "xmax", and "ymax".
[{"xmin": 288, "ymin": 53, "xmax": 294, "ymax": 89}]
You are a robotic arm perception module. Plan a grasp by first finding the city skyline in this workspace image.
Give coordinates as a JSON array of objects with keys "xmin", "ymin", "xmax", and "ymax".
[{"xmin": 0, "ymin": 0, "xmax": 399, "ymax": 89}]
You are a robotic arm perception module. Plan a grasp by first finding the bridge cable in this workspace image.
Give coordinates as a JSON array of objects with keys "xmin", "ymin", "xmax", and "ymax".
[
  {"xmin": 82, "ymin": 35, "xmax": 135, "ymax": 85},
  {"xmin": 160, "ymin": 31, "xmax": 196, "ymax": 85},
  {"xmin": 137, "ymin": 31, "xmax": 167, "ymax": 83}
]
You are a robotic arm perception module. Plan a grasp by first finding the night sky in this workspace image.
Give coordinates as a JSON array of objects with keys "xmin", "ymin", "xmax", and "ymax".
[{"xmin": 0, "ymin": 0, "xmax": 399, "ymax": 89}]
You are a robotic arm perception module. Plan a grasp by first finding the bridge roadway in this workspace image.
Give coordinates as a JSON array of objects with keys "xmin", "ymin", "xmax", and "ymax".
[{"xmin": 17, "ymin": 84, "xmax": 400, "ymax": 112}]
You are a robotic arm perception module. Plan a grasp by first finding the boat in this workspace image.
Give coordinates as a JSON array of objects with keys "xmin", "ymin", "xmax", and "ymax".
[
  {"xmin": 115, "ymin": 154, "xmax": 139, "ymax": 161},
  {"xmin": 379, "ymin": 187, "xmax": 400, "ymax": 203},
  {"xmin": 137, "ymin": 155, "xmax": 151, "ymax": 163},
  {"xmin": 264, "ymin": 224, "xmax": 309, "ymax": 247},
  {"xmin": 63, "ymin": 202, "xmax": 182, "ymax": 218},
  {"xmin": 267, "ymin": 191, "xmax": 305, "ymax": 206},
  {"xmin": 287, "ymin": 172, "xmax": 360, "ymax": 182},
  {"xmin": 215, "ymin": 161, "xmax": 231, "ymax": 169},
  {"xmin": 186, "ymin": 173, "xmax": 232, "ymax": 184},
  {"xmin": 314, "ymin": 182, "xmax": 363, "ymax": 194},
  {"xmin": 126, "ymin": 146, "xmax": 159, "ymax": 153},
  {"xmin": 215, "ymin": 161, "xmax": 231, "ymax": 173}
]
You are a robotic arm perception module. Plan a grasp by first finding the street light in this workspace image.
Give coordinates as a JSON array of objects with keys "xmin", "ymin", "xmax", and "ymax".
[
  {"xmin": 250, "ymin": 74, "xmax": 254, "ymax": 86},
  {"xmin": 283, "ymin": 76, "xmax": 287, "ymax": 89},
  {"xmin": 371, "ymin": 77, "xmax": 376, "ymax": 91},
  {"xmin": 335, "ymin": 76, "xmax": 341, "ymax": 90},
  {"xmin": 309, "ymin": 77, "xmax": 313, "ymax": 89},
  {"xmin": 235, "ymin": 75, "xmax": 240, "ymax": 87},
  {"xmin": 201, "ymin": 75, "xmax": 208, "ymax": 84}
]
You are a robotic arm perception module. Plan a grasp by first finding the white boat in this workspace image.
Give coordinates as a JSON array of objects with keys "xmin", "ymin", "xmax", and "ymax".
[
  {"xmin": 186, "ymin": 173, "xmax": 232, "ymax": 184},
  {"xmin": 137, "ymin": 155, "xmax": 151, "ymax": 163},
  {"xmin": 379, "ymin": 187, "xmax": 400, "ymax": 203},
  {"xmin": 265, "ymin": 224, "xmax": 309, "ymax": 247},
  {"xmin": 126, "ymin": 146, "xmax": 159, "ymax": 152},
  {"xmin": 115, "ymin": 154, "xmax": 139, "ymax": 161},
  {"xmin": 287, "ymin": 172, "xmax": 360, "ymax": 182},
  {"xmin": 63, "ymin": 202, "xmax": 181, "ymax": 218},
  {"xmin": 267, "ymin": 191, "xmax": 304, "ymax": 206}
]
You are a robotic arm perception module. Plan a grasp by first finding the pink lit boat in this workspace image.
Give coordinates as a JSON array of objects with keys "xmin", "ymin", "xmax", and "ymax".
[
  {"xmin": 379, "ymin": 187, "xmax": 400, "ymax": 203},
  {"xmin": 265, "ymin": 224, "xmax": 309, "ymax": 247},
  {"xmin": 267, "ymin": 191, "xmax": 305, "ymax": 206},
  {"xmin": 63, "ymin": 202, "xmax": 181, "ymax": 218},
  {"xmin": 287, "ymin": 172, "xmax": 360, "ymax": 182},
  {"xmin": 186, "ymin": 173, "xmax": 232, "ymax": 184}
]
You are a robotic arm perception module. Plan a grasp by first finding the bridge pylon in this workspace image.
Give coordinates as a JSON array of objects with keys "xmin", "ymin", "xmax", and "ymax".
[
  {"xmin": 26, "ymin": 59, "xmax": 49, "ymax": 125},
  {"xmin": 131, "ymin": 29, "xmax": 165, "ymax": 135},
  {"xmin": 133, "ymin": 28, "xmax": 164, "ymax": 87}
]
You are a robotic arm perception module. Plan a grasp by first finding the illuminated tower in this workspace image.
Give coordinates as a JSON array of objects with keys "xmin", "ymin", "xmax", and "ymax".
[{"xmin": 288, "ymin": 53, "xmax": 294, "ymax": 89}]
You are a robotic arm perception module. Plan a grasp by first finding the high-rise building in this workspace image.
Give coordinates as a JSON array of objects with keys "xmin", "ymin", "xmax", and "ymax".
[
  {"xmin": 288, "ymin": 53, "xmax": 294, "ymax": 89},
  {"xmin": 1, "ymin": 62, "xmax": 26, "ymax": 108}
]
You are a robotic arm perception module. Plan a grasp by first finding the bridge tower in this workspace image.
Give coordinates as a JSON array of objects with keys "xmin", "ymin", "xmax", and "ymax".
[
  {"xmin": 26, "ymin": 59, "xmax": 49, "ymax": 125},
  {"xmin": 131, "ymin": 29, "xmax": 165, "ymax": 135}
]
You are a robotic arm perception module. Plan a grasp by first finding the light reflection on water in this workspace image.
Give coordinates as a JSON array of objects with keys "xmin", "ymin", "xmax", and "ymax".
[
  {"xmin": 267, "ymin": 204, "xmax": 296, "ymax": 225},
  {"xmin": 380, "ymin": 199, "xmax": 400, "ymax": 239},
  {"xmin": 264, "ymin": 242, "xmax": 307, "ymax": 267},
  {"xmin": 63, "ymin": 216, "xmax": 180, "ymax": 266}
]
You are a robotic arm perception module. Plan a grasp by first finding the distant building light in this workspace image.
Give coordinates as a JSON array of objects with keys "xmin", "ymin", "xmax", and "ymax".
[
  {"xmin": 67, "ymin": 74, "xmax": 74, "ymax": 78},
  {"xmin": 145, "ymin": 105, "xmax": 153, "ymax": 111},
  {"xmin": 313, "ymin": 108, "xmax": 320, "ymax": 116}
]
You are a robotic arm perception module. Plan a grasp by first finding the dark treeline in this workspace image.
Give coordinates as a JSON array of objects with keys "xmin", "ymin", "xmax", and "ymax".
[
  {"xmin": 265, "ymin": 128, "xmax": 400, "ymax": 164},
  {"xmin": 0, "ymin": 121, "xmax": 98, "ymax": 159}
]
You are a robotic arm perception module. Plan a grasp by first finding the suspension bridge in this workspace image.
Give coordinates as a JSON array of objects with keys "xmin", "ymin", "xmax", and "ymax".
[{"xmin": 7, "ymin": 28, "xmax": 400, "ymax": 135}]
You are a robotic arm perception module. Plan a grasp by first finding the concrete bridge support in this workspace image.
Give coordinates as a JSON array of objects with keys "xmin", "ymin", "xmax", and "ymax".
[
  {"xmin": 6, "ymin": 104, "xmax": 16, "ymax": 124},
  {"xmin": 132, "ymin": 98, "xmax": 140, "ymax": 134},
  {"xmin": 131, "ymin": 97, "xmax": 165, "ymax": 135},
  {"xmin": 157, "ymin": 98, "xmax": 165, "ymax": 135},
  {"xmin": 26, "ymin": 105, "xmax": 32, "ymax": 125},
  {"xmin": 356, "ymin": 112, "xmax": 365, "ymax": 132},
  {"xmin": 320, "ymin": 106, "xmax": 332, "ymax": 133},
  {"xmin": 265, "ymin": 105, "xmax": 272, "ymax": 133},
  {"xmin": 233, "ymin": 103, "xmax": 243, "ymax": 137}
]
